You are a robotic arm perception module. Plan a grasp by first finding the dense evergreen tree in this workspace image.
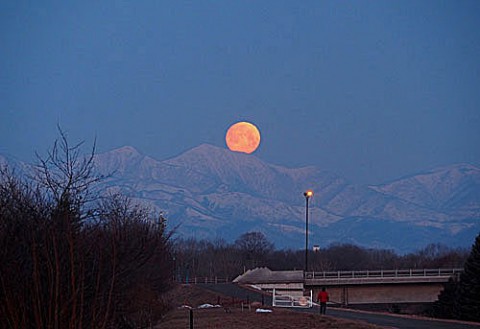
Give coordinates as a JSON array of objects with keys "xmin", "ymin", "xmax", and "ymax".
[
  {"xmin": 432, "ymin": 276, "xmax": 459, "ymax": 318},
  {"xmin": 454, "ymin": 233, "xmax": 480, "ymax": 321}
]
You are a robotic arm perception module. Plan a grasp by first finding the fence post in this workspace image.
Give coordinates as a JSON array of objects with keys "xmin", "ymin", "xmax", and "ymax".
[{"xmin": 189, "ymin": 309, "xmax": 194, "ymax": 329}]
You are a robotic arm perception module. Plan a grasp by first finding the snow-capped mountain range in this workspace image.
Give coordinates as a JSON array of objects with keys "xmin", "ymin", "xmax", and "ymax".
[{"xmin": 2, "ymin": 145, "xmax": 479, "ymax": 252}]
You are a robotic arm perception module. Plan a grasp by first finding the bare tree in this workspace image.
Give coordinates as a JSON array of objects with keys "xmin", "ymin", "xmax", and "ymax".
[
  {"xmin": 0, "ymin": 132, "xmax": 173, "ymax": 329},
  {"xmin": 235, "ymin": 231, "xmax": 274, "ymax": 270},
  {"xmin": 33, "ymin": 127, "xmax": 100, "ymax": 208}
]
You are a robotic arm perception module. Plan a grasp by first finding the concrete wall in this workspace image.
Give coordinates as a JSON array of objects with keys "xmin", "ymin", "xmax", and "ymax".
[
  {"xmin": 256, "ymin": 282, "xmax": 304, "ymax": 290},
  {"xmin": 312, "ymin": 283, "xmax": 444, "ymax": 305}
]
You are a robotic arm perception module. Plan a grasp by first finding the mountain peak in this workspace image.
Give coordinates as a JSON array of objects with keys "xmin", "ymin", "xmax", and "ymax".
[
  {"xmin": 167, "ymin": 143, "xmax": 264, "ymax": 165},
  {"xmin": 94, "ymin": 146, "xmax": 144, "ymax": 176},
  {"xmin": 372, "ymin": 162, "xmax": 480, "ymax": 212},
  {"xmin": 109, "ymin": 145, "xmax": 142, "ymax": 157},
  {"xmin": 429, "ymin": 163, "xmax": 479, "ymax": 174},
  {"xmin": 182, "ymin": 143, "xmax": 228, "ymax": 156}
]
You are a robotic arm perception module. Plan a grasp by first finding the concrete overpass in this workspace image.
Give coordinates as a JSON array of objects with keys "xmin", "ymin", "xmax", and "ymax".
[
  {"xmin": 234, "ymin": 267, "xmax": 462, "ymax": 306},
  {"xmin": 305, "ymin": 268, "xmax": 462, "ymax": 305}
]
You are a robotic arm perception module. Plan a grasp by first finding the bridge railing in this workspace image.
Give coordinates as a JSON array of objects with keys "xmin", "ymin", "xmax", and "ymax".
[
  {"xmin": 174, "ymin": 276, "xmax": 231, "ymax": 284},
  {"xmin": 305, "ymin": 268, "xmax": 463, "ymax": 280}
]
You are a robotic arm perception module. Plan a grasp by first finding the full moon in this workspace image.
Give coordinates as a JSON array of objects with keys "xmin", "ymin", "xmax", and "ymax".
[{"xmin": 225, "ymin": 121, "xmax": 261, "ymax": 154}]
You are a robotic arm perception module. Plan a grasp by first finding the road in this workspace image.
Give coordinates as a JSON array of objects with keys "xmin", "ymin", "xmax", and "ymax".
[
  {"xmin": 312, "ymin": 308, "xmax": 480, "ymax": 329},
  {"xmin": 199, "ymin": 283, "xmax": 480, "ymax": 329}
]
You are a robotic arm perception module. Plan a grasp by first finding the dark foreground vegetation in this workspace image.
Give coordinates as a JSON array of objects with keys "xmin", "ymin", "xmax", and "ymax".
[{"xmin": 0, "ymin": 133, "xmax": 173, "ymax": 328}]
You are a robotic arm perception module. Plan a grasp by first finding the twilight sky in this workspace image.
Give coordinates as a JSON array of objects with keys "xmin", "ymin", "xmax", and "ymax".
[{"xmin": 1, "ymin": 1, "xmax": 479, "ymax": 184}]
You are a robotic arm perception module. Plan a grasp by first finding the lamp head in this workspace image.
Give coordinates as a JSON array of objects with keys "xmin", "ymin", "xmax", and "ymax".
[{"xmin": 304, "ymin": 190, "xmax": 314, "ymax": 198}]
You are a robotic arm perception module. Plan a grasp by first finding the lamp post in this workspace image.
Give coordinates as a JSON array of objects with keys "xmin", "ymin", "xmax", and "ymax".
[{"xmin": 304, "ymin": 189, "xmax": 313, "ymax": 274}]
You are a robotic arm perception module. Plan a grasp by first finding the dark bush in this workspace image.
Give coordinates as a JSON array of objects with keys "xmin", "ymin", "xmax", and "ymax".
[{"xmin": 0, "ymin": 132, "xmax": 173, "ymax": 328}]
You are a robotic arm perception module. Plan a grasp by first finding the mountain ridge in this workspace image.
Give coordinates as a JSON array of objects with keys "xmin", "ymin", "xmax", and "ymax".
[
  {"xmin": 2, "ymin": 144, "xmax": 479, "ymax": 252},
  {"xmin": 92, "ymin": 144, "xmax": 479, "ymax": 251}
]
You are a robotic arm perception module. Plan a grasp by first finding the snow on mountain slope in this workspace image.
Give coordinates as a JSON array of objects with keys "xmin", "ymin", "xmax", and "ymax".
[
  {"xmin": 370, "ymin": 164, "xmax": 480, "ymax": 219},
  {"xmin": 2, "ymin": 145, "xmax": 479, "ymax": 251}
]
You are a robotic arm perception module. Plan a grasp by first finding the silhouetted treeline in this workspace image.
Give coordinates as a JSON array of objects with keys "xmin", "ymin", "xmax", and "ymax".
[
  {"xmin": 0, "ymin": 133, "xmax": 173, "ymax": 328},
  {"xmin": 173, "ymin": 232, "xmax": 468, "ymax": 281}
]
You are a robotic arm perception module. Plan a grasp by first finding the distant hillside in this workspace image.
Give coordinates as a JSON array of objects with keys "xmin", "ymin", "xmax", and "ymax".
[
  {"xmin": 370, "ymin": 164, "xmax": 480, "ymax": 220},
  {"xmin": 2, "ymin": 145, "xmax": 479, "ymax": 252}
]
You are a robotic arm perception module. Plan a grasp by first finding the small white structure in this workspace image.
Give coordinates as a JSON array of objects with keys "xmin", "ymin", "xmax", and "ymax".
[
  {"xmin": 272, "ymin": 288, "xmax": 313, "ymax": 308},
  {"xmin": 233, "ymin": 267, "xmax": 313, "ymax": 308}
]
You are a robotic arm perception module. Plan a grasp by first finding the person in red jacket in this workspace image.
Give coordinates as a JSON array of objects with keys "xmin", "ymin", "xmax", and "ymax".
[{"xmin": 317, "ymin": 287, "xmax": 329, "ymax": 314}]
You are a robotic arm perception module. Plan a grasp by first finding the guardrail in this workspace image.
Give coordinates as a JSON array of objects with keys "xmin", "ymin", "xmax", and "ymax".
[
  {"xmin": 305, "ymin": 268, "xmax": 463, "ymax": 280},
  {"xmin": 272, "ymin": 289, "xmax": 313, "ymax": 308},
  {"xmin": 175, "ymin": 276, "xmax": 231, "ymax": 284},
  {"xmin": 174, "ymin": 268, "xmax": 463, "ymax": 285}
]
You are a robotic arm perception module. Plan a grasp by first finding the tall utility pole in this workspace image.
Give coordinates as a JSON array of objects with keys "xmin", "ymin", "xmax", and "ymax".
[{"xmin": 304, "ymin": 190, "xmax": 313, "ymax": 274}]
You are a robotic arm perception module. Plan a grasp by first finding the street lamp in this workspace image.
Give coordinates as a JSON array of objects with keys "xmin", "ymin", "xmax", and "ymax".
[{"xmin": 304, "ymin": 189, "xmax": 313, "ymax": 274}]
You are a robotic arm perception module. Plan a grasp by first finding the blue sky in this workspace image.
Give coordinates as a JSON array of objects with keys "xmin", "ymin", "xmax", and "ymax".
[{"xmin": 1, "ymin": 0, "xmax": 479, "ymax": 184}]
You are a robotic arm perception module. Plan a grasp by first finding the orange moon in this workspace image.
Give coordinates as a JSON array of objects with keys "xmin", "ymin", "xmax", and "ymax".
[{"xmin": 225, "ymin": 122, "xmax": 261, "ymax": 154}]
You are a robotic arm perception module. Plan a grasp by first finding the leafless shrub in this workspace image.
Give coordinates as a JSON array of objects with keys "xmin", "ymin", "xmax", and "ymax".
[{"xmin": 0, "ymin": 132, "xmax": 173, "ymax": 329}]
